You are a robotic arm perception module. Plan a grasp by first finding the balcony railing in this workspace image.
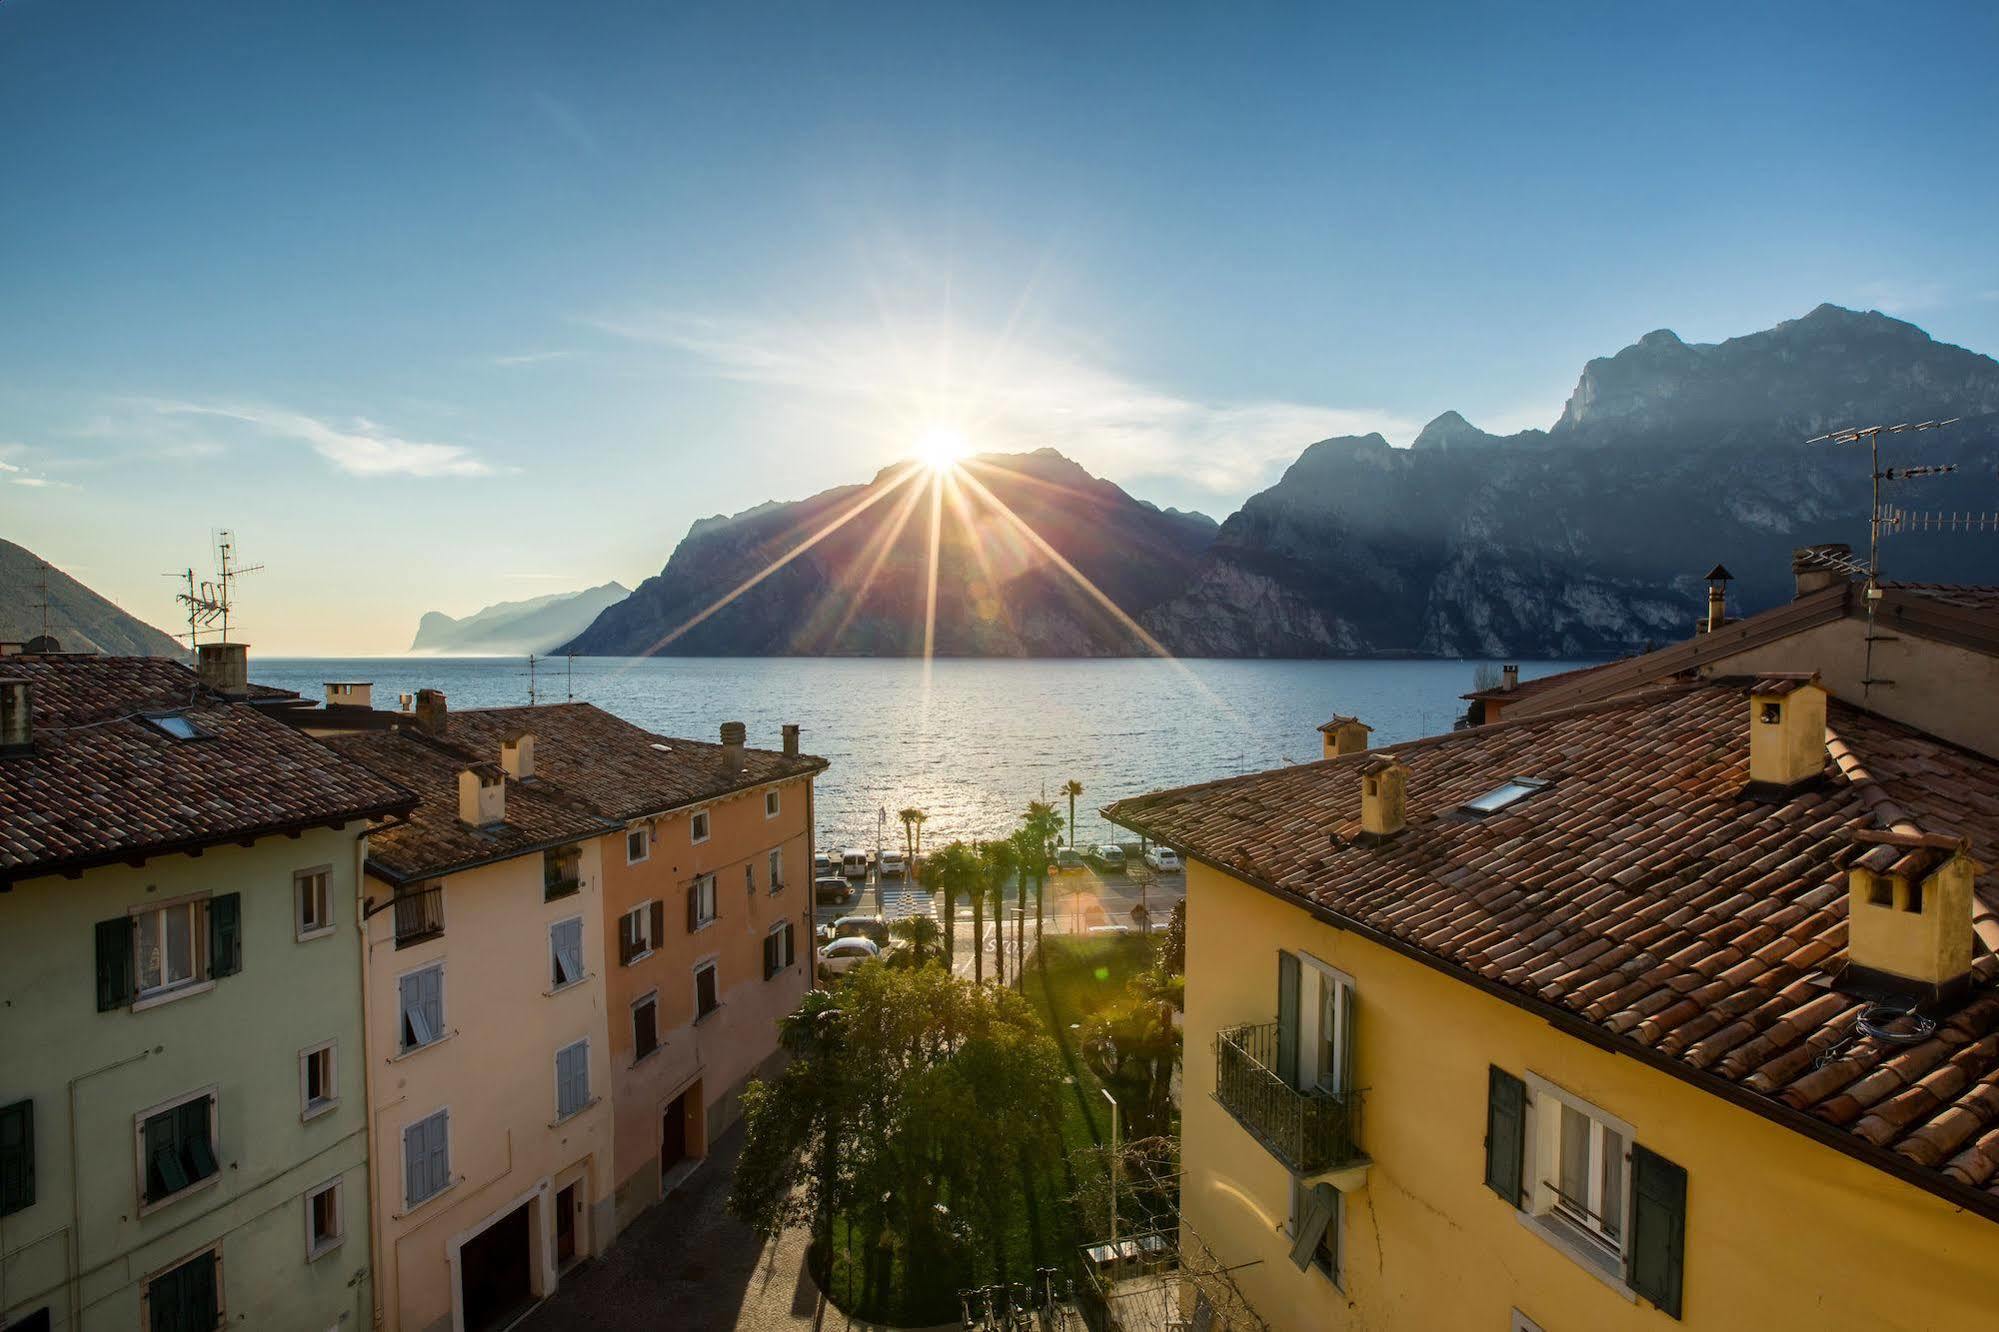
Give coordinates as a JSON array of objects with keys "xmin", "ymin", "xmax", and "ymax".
[
  {"xmin": 392, "ymin": 886, "xmax": 445, "ymax": 949},
  {"xmin": 1214, "ymin": 1021, "xmax": 1364, "ymax": 1174},
  {"xmin": 544, "ymin": 875, "xmax": 582, "ymax": 902}
]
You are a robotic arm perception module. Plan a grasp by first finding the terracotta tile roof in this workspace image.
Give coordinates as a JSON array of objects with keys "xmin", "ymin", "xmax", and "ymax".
[
  {"xmin": 0, "ymin": 656, "xmax": 415, "ymax": 886},
  {"xmin": 1105, "ymin": 680, "xmax": 1999, "ymax": 1220},
  {"xmin": 1460, "ymin": 658, "xmax": 1627, "ymax": 704}
]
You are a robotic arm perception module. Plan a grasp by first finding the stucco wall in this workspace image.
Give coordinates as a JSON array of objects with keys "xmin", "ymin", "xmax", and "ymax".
[
  {"xmin": 1181, "ymin": 860, "xmax": 1999, "ymax": 1332},
  {"xmin": 601, "ymin": 774, "xmax": 814, "ymax": 1226},
  {"xmin": 1, "ymin": 827, "xmax": 373, "ymax": 1331},
  {"xmin": 366, "ymin": 843, "xmax": 613, "ymax": 1332}
]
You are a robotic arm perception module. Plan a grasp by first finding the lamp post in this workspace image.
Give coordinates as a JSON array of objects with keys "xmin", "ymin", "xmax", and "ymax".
[{"xmin": 1102, "ymin": 1087, "xmax": 1121, "ymax": 1253}]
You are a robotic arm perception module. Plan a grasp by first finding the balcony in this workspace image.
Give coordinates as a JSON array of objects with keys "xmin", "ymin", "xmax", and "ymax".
[
  {"xmin": 1214, "ymin": 1021, "xmax": 1364, "ymax": 1174},
  {"xmin": 392, "ymin": 886, "xmax": 445, "ymax": 949}
]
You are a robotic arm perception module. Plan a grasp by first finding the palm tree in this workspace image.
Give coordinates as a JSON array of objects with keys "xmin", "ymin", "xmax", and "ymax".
[
  {"xmin": 889, "ymin": 913, "xmax": 942, "ymax": 968},
  {"xmin": 1021, "ymin": 800, "xmax": 1062, "ymax": 960},
  {"xmin": 979, "ymin": 838, "xmax": 1018, "ymax": 986},
  {"xmin": 897, "ymin": 807, "xmax": 923, "ymax": 874},
  {"xmin": 1062, "ymin": 779, "xmax": 1084, "ymax": 848},
  {"xmin": 919, "ymin": 841, "xmax": 975, "ymax": 972}
]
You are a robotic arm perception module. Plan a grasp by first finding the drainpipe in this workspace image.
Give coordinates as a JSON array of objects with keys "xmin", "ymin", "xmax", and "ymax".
[
  {"xmin": 69, "ymin": 1047, "xmax": 154, "ymax": 1332},
  {"xmin": 355, "ymin": 830, "xmax": 386, "ymax": 1332}
]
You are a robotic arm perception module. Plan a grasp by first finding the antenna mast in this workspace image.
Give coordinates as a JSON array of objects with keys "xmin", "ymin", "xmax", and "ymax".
[
  {"xmin": 528, "ymin": 653, "xmax": 538, "ymax": 706},
  {"xmin": 210, "ymin": 529, "xmax": 263, "ymax": 644}
]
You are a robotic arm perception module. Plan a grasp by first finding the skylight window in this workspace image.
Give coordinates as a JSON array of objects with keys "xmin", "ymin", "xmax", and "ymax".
[
  {"xmin": 1462, "ymin": 777, "xmax": 1548, "ymax": 816},
  {"xmin": 144, "ymin": 712, "xmax": 203, "ymax": 741}
]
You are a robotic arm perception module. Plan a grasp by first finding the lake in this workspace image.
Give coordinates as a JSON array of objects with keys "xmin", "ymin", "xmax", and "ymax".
[{"xmin": 251, "ymin": 656, "xmax": 1592, "ymax": 852}]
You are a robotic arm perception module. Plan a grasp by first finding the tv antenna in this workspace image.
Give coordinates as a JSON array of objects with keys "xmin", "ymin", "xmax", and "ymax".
[
  {"xmin": 209, "ymin": 530, "xmax": 262, "ymax": 643},
  {"xmin": 1804, "ymin": 417, "xmax": 1974, "ymax": 696},
  {"xmin": 527, "ymin": 653, "xmax": 539, "ymax": 706}
]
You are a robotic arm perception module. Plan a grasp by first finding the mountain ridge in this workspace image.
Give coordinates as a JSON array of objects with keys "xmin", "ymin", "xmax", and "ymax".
[
  {"xmin": 0, "ymin": 539, "xmax": 185, "ymax": 656},
  {"xmin": 411, "ymin": 581, "xmax": 629, "ymax": 654}
]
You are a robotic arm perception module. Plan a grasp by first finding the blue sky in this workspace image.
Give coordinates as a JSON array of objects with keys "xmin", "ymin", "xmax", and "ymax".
[{"xmin": 3, "ymin": 1, "xmax": 1996, "ymax": 652}]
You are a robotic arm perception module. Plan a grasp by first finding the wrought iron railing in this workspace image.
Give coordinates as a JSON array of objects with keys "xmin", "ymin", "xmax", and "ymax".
[
  {"xmin": 1214, "ymin": 1021, "xmax": 1363, "ymax": 1174},
  {"xmin": 392, "ymin": 886, "xmax": 445, "ymax": 948}
]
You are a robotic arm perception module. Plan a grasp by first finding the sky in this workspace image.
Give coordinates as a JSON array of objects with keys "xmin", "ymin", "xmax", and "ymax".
[{"xmin": 3, "ymin": 1, "xmax": 1996, "ymax": 654}]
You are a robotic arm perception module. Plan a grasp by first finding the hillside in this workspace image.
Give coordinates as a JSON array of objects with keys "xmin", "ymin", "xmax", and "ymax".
[
  {"xmin": 0, "ymin": 539, "xmax": 185, "ymax": 656},
  {"xmin": 410, "ymin": 581, "xmax": 629, "ymax": 654}
]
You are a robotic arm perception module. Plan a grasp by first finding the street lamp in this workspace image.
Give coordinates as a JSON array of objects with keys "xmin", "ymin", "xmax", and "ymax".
[{"xmin": 1102, "ymin": 1087, "xmax": 1121, "ymax": 1252}]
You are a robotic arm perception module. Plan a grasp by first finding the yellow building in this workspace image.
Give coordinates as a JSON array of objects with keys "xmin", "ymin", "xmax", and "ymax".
[{"xmin": 1109, "ymin": 671, "xmax": 1999, "ymax": 1330}]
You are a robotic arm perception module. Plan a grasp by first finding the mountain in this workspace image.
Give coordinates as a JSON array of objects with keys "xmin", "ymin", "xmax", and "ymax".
[
  {"xmin": 410, "ymin": 582, "xmax": 629, "ymax": 654},
  {"xmin": 1142, "ymin": 305, "xmax": 1999, "ymax": 658},
  {"xmin": 0, "ymin": 538, "xmax": 184, "ymax": 656},
  {"xmin": 561, "ymin": 449, "xmax": 1219, "ymax": 656}
]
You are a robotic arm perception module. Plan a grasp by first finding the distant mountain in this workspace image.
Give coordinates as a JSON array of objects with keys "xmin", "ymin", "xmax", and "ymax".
[
  {"xmin": 1142, "ymin": 305, "xmax": 1999, "ymax": 658},
  {"xmin": 411, "ymin": 582, "xmax": 629, "ymax": 654},
  {"xmin": 561, "ymin": 449, "xmax": 1219, "ymax": 656},
  {"xmin": 0, "ymin": 538, "xmax": 184, "ymax": 656}
]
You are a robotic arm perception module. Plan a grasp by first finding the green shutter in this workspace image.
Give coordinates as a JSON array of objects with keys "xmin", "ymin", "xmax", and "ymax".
[
  {"xmin": 1483, "ymin": 1066, "xmax": 1526, "ymax": 1207},
  {"xmin": 1338, "ymin": 983, "xmax": 1357, "ymax": 1092},
  {"xmin": 179, "ymin": 1099, "xmax": 217, "ymax": 1183},
  {"xmin": 208, "ymin": 893, "xmax": 241, "ymax": 979},
  {"xmin": 1276, "ymin": 951, "xmax": 1301, "ymax": 1087},
  {"xmin": 0, "ymin": 1099, "xmax": 32, "ymax": 1216},
  {"xmin": 96, "ymin": 916, "xmax": 135, "ymax": 1011},
  {"xmin": 1628, "ymin": 1143, "xmax": 1687, "ymax": 1319},
  {"xmin": 1287, "ymin": 1182, "xmax": 1337, "ymax": 1271},
  {"xmin": 188, "ymin": 1247, "xmax": 219, "ymax": 1330}
]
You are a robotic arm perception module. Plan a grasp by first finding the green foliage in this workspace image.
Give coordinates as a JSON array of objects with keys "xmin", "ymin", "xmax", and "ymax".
[
  {"xmin": 919, "ymin": 841, "xmax": 979, "ymax": 970},
  {"xmin": 888, "ymin": 912, "xmax": 942, "ymax": 968}
]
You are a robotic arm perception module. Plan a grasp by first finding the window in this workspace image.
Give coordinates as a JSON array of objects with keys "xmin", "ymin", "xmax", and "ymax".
[
  {"xmin": 1462, "ymin": 776, "xmax": 1549, "ymax": 816},
  {"xmin": 1521, "ymin": 1075, "xmax": 1630, "ymax": 1267},
  {"xmin": 768, "ymin": 848, "xmax": 783, "ymax": 892},
  {"xmin": 632, "ymin": 992, "xmax": 660, "ymax": 1062},
  {"xmin": 745, "ymin": 863, "xmax": 756, "ymax": 896},
  {"xmin": 694, "ymin": 960, "xmax": 719, "ymax": 1018},
  {"xmin": 403, "ymin": 1109, "xmax": 451, "ymax": 1209},
  {"xmin": 144, "ymin": 1245, "xmax": 220, "ymax": 1331},
  {"xmin": 6, "ymin": 1308, "xmax": 49, "ymax": 1332},
  {"xmin": 765, "ymin": 789, "xmax": 780, "ymax": 819},
  {"xmin": 1288, "ymin": 1179, "xmax": 1340, "ymax": 1284},
  {"xmin": 688, "ymin": 874, "xmax": 718, "ymax": 931},
  {"xmin": 690, "ymin": 810, "xmax": 710, "ymax": 843},
  {"xmin": 398, "ymin": 964, "xmax": 445, "ymax": 1052},
  {"xmin": 295, "ymin": 867, "xmax": 333, "ymax": 940},
  {"xmin": 763, "ymin": 923, "xmax": 796, "ymax": 980},
  {"xmin": 550, "ymin": 917, "xmax": 586, "ymax": 990},
  {"xmin": 144, "ymin": 712, "xmax": 203, "ymax": 742},
  {"xmin": 626, "ymin": 827, "xmax": 650, "ymax": 865},
  {"xmin": 619, "ymin": 901, "xmax": 663, "ymax": 965},
  {"xmin": 299, "ymin": 1042, "xmax": 337, "ymax": 1120},
  {"xmin": 305, "ymin": 1178, "xmax": 344, "ymax": 1259},
  {"xmin": 1275, "ymin": 952, "xmax": 1354, "ymax": 1093},
  {"xmin": 137, "ymin": 1091, "xmax": 218, "ymax": 1208},
  {"xmin": 555, "ymin": 1040, "xmax": 591, "ymax": 1120},
  {"xmin": 544, "ymin": 845, "xmax": 582, "ymax": 901},
  {"xmin": 0, "ymin": 1098, "xmax": 33, "ymax": 1217}
]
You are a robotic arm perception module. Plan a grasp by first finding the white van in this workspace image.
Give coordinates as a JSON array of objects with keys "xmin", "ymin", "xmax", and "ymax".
[
  {"xmin": 878, "ymin": 850, "xmax": 906, "ymax": 879},
  {"xmin": 1143, "ymin": 846, "xmax": 1181, "ymax": 873},
  {"xmin": 841, "ymin": 848, "xmax": 870, "ymax": 879}
]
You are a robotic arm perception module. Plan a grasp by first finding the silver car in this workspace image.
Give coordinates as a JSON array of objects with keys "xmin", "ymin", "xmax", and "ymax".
[{"xmin": 818, "ymin": 936, "xmax": 881, "ymax": 977}]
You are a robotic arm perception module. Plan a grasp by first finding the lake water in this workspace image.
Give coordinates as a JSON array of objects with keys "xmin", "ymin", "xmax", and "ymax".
[{"xmin": 252, "ymin": 657, "xmax": 1591, "ymax": 852}]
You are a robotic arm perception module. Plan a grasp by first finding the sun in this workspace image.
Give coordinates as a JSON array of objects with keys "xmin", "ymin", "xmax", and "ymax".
[{"xmin": 912, "ymin": 425, "xmax": 970, "ymax": 472}]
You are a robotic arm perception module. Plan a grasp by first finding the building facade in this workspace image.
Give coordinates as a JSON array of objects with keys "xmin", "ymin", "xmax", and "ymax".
[{"xmin": 0, "ymin": 651, "xmax": 413, "ymax": 1332}]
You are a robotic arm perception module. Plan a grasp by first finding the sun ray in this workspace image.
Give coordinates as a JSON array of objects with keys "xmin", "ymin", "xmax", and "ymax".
[
  {"xmin": 820, "ymin": 466, "xmax": 930, "ymax": 649},
  {"xmin": 921, "ymin": 469, "xmax": 944, "ymax": 685},
  {"xmin": 941, "ymin": 469, "xmax": 1013, "ymax": 637}
]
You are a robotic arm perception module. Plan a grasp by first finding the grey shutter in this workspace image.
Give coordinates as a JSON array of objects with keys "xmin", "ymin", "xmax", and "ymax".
[
  {"xmin": 0, "ymin": 1099, "xmax": 33, "ymax": 1216},
  {"xmin": 208, "ymin": 892, "xmax": 241, "ymax": 979},
  {"xmin": 553, "ymin": 920, "xmax": 582, "ymax": 986},
  {"xmin": 1276, "ymin": 951, "xmax": 1301, "ymax": 1087},
  {"xmin": 422, "ymin": 968, "xmax": 444, "ymax": 1042},
  {"xmin": 403, "ymin": 1121, "xmax": 425, "ymax": 1205},
  {"xmin": 95, "ymin": 916, "xmax": 134, "ymax": 1011},
  {"xmin": 1484, "ymin": 1066, "xmax": 1527, "ymax": 1207},
  {"xmin": 1287, "ymin": 1183, "xmax": 1337, "ymax": 1271},
  {"xmin": 427, "ymin": 1112, "xmax": 450, "ymax": 1197},
  {"xmin": 399, "ymin": 972, "xmax": 424, "ymax": 1047},
  {"xmin": 1338, "ymin": 982, "xmax": 1357, "ymax": 1093},
  {"xmin": 1628, "ymin": 1144, "xmax": 1687, "ymax": 1319}
]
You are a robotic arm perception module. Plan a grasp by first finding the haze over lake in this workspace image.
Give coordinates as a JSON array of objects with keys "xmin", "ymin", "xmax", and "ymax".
[{"xmin": 254, "ymin": 657, "xmax": 1590, "ymax": 851}]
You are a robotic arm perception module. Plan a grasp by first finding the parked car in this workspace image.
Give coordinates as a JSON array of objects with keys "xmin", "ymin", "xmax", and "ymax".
[
  {"xmin": 814, "ymin": 852, "xmax": 833, "ymax": 877},
  {"xmin": 1087, "ymin": 844, "xmax": 1126, "ymax": 872},
  {"xmin": 815, "ymin": 875, "xmax": 855, "ymax": 905},
  {"xmin": 878, "ymin": 849, "xmax": 906, "ymax": 878},
  {"xmin": 1143, "ymin": 846, "xmax": 1181, "ymax": 873},
  {"xmin": 1053, "ymin": 847, "xmax": 1086, "ymax": 873},
  {"xmin": 831, "ymin": 914, "xmax": 891, "ymax": 946},
  {"xmin": 1086, "ymin": 923, "xmax": 1133, "ymax": 937},
  {"xmin": 818, "ymin": 936, "xmax": 881, "ymax": 977},
  {"xmin": 841, "ymin": 848, "xmax": 870, "ymax": 879}
]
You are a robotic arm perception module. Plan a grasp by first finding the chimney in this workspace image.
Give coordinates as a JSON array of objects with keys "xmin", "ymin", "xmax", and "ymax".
[
  {"xmin": 781, "ymin": 723, "xmax": 800, "ymax": 759},
  {"xmin": 720, "ymin": 720, "xmax": 746, "ymax": 769},
  {"xmin": 457, "ymin": 764, "xmax": 506, "ymax": 827},
  {"xmin": 1846, "ymin": 836, "xmax": 1983, "ymax": 1007},
  {"xmin": 1793, "ymin": 544, "xmax": 1852, "ymax": 599},
  {"xmin": 0, "ymin": 679, "xmax": 31, "ymax": 754},
  {"xmin": 501, "ymin": 732, "xmax": 536, "ymax": 780},
  {"xmin": 414, "ymin": 689, "xmax": 448, "ymax": 734},
  {"xmin": 1501, "ymin": 664, "xmax": 1519, "ymax": 692},
  {"xmin": 1701, "ymin": 564, "xmax": 1735, "ymax": 634},
  {"xmin": 1318, "ymin": 715, "xmax": 1374, "ymax": 761},
  {"xmin": 196, "ymin": 642, "xmax": 249, "ymax": 695},
  {"xmin": 324, "ymin": 681, "xmax": 373, "ymax": 710},
  {"xmin": 1357, "ymin": 755, "xmax": 1407, "ymax": 842},
  {"xmin": 1746, "ymin": 675, "xmax": 1828, "ymax": 794}
]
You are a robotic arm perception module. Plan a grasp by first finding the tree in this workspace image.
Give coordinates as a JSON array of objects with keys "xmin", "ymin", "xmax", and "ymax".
[
  {"xmin": 1062, "ymin": 778, "xmax": 1084, "ymax": 848},
  {"xmin": 898, "ymin": 807, "xmax": 925, "ymax": 873},
  {"xmin": 1020, "ymin": 801, "xmax": 1062, "ymax": 960},
  {"xmin": 889, "ymin": 912, "xmax": 942, "ymax": 969},
  {"xmin": 919, "ymin": 841, "xmax": 977, "ymax": 972},
  {"xmin": 978, "ymin": 838, "xmax": 1018, "ymax": 987}
]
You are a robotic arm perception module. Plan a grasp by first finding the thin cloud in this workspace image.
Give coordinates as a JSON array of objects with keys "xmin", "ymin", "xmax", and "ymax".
[
  {"xmin": 11, "ymin": 476, "xmax": 77, "ymax": 489},
  {"xmin": 491, "ymin": 350, "xmax": 576, "ymax": 367},
  {"xmin": 149, "ymin": 401, "xmax": 494, "ymax": 478},
  {"xmin": 586, "ymin": 309, "xmax": 1416, "ymax": 498}
]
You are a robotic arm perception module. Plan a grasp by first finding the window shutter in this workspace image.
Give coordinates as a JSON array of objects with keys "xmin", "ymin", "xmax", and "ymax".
[
  {"xmin": 186, "ymin": 1249, "xmax": 218, "ymax": 1329},
  {"xmin": 762, "ymin": 934, "xmax": 774, "ymax": 980},
  {"xmin": 427, "ymin": 1113, "xmax": 450, "ymax": 1197},
  {"xmin": 1287, "ymin": 1182, "xmax": 1337, "ymax": 1271},
  {"xmin": 0, "ymin": 1099, "xmax": 33, "ymax": 1216},
  {"xmin": 1338, "ymin": 982, "xmax": 1357, "ymax": 1093},
  {"xmin": 1276, "ymin": 951, "xmax": 1301, "ymax": 1087},
  {"xmin": 784, "ymin": 922, "xmax": 796, "ymax": 967},
  {"xmin": 95, "ymin": 916, "xmax": 134, "ymax": 1011},
  {"xmin": 207, "ymin": 892, "xmax": 242, "ymax": 979},
  {"xmin": 403, "ymin": 1122, "xmax": 425, "ymax": 1205},
  {"xmin": 618, "ymin": 913, "xmax": 636, "ymax": 966},
  {"xmin": 422, "ymin": 968, "xmax": 443, "ymax": 1041},
  {"xmin": 686, "ymin": 884, "xmax": 699, "ymax": 932},
  {"xmin": 399, "ymin": 972, "xmax": 423, "ymax": 1046},
  {"xmin": 1483, "ymin": 1066, "xmax": 1527, "ymax": 1207},
  {"xmin": 1628, "ymin": 1144, "xmax": 1687, "ymax": 1318}
]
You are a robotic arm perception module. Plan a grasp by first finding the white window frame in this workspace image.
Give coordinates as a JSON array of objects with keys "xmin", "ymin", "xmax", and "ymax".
[
  {"xmin": 131, "ymin": 891, "xmax": 212, "ymax": 1003},
  {"xmin": 1296, "ymin": 954, "xmax": 1355, "ymax": 1093},
  {"xmin": 133, "ymin": 1085, "xmax": 221, "ymax": 1216},
  {"xmin": 1518, "ymin": 1071, "xmax": 1637, "ymax": 1291},
  {"xmin": 768, "ymin": 847, "xmax": 783, "ymax": 893},
  {"xmin": 693, "ymin": 874, "xmax": 718, "ymax": 929},
  {"xmin": 402, "ymin": 1106, "xmax": 453, "ymax": 1212},
  {"xmin": 295, "ymin": 865, "xmax": 335, "ymax": 941},
  {"xmin": 549, "ymin": 915, "xmax": 587, "ymax": 992},
  {"xmin": 623, "ymin": 902, "xmax": 657, "ymax": 962},
  {"xmin": 305, "ymin": 1175, "xmax": 345, "ymax": 1260},
  {"xmin": 690, "ymin": 809, "xmax": 710, "ymax": 844},
  {"xmin": 764, "ymin": 788, "xmax": 780, "ymax": 819},
  {"xmin": 397, "ymin": 962, "xmax": 447, "ymax": 1055},
  {"xmin": 1288, "ymin": 1177, "xmax": 1342, "ymax": 1288},
  {"xmin": 299, "ymin": 1039, "xmax": 338, "ymax": 1121},
  {"xmin": 632, "ymin": 990, "xmax": 661, "ymax": 1064},
  {"xmin": 626, "ymin": 826, "xmax": 650, "ymax": 865},
  {"xmin": 554, "ymin": 1038, "xmax": 592, "ymax": 1123},
  {"xmin": 693, "ymin": 957, "xmax": 720, "ymax": 1019}
]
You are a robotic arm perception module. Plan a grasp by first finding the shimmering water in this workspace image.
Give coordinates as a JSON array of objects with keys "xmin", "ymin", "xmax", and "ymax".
[{"xmin": 253, "ymin": 657, "xmax": 1591, "ymax": 851}]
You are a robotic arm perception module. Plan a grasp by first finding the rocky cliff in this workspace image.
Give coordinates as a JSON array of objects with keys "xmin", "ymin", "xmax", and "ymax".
[
  {"xmin": 410, "ymin": 581, "xmax": 629, "ymax": 654},
  {"xmin": 0, "ymin": 538, "xmax": 185, "ymax": 656}
]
